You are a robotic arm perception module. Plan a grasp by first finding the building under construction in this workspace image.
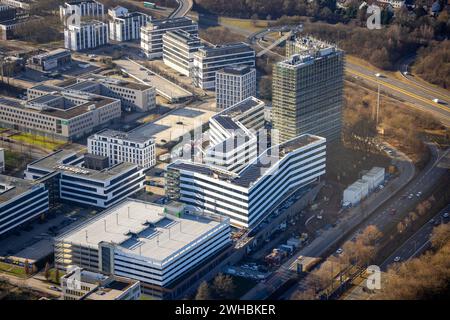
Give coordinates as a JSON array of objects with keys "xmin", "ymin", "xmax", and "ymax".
[{"xmin": 272, "ymin": 36, "xmax": 345, "ymax": 143}]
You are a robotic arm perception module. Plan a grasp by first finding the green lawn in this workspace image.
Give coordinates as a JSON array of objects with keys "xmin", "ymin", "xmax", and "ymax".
[
  {"xmin": 0, "ymin": 261, "xmax": 28, "ymax": 279},
  {"xmin": 47, "ymin": 268, "xmax": 64, "ymax": 284},
  {"xmin": 11, "ymin": 132, "xmax": 65, "ymax": 150},
  {"xmin": 139, "ymin": 294, "xmax": 154, "ymax": 300}
]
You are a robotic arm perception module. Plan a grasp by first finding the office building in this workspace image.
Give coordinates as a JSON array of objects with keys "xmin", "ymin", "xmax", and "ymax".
[
  {"xmin": 274, "ymin": 36, "xmax": 345, "ymax": 143},
  {"xmin": 162, "ymin": 29, "xmax": 202, "ymax": 76},
  {"xmin": 205, "ymin": 97, "xmax": 265, "ymax": 173},
  {"xmin": 192, "ymin": 43, "xmax": 255, "ymax": 90},
  {"xmin": 140, "ymin": 17, "xmax": 198, "ymax": 59},
  {"xmin": 108, "ymin": 6, "xmax": 150, "ymax": 42},
  {"xmin": 29, "ymin": 74, "xmax": 156, "ymax": 112},
  {"xmin": 167, "ymin": 134, "xmax": 326, "ymax": 228},
  {"xmin": 65, "ymin": 20, "xmax": 109, "ymax": 51},
  {"xmin": 54, "ymin": 199, "xmax": 231, "ymax": 299},
  {"xmin": 24, "ymin": 150, "xmax": 146, "ymax": 208},
  {"xmin": 0, "ymin": 148, "xmax": 4, "ymax": 172},
  {"xmin": 215, "ymin": 65, "xmax": 256, "ymax": 109},
  {"xmin": 61, "ymin": 266, "xmax": 141, "ymax": 300},
  {"xmin": 0, "ymin": 90, "xmax": 121, "ymax": 140},
  {"xmin": 27, "ymin": 48, "xmax": 72, "ymax": 72},
  {"xmin": 60, "ymin": 0, "xmax": 104, "ymax": 21},
  {"xmin": 0, "ymin": 175, "xmax": 49, "ymax": 236},
  {"xmin": 88, "ymin": 129, "xmax": 156, "ymax": 169},
  {"xmin": 362, "ymin": 167, "xmax": 385, "ymax": 191},
  {"xmin": 0, "ymin": 0, "xmax": 35, "ymax": 10}
]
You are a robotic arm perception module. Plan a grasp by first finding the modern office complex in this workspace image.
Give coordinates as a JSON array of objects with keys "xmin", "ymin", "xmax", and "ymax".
[
  {"xmin": 27, "ymin": 48, "xmax": 72, "ymax": 72},
  {"xmin": 0, "ymin": 175, "xmax": 49, "ymax": 236},
  {"xmin": 167, "ymin": 134, "xmax": 326, "ymax": 228},
  {"xmin": 140, "ymin": 17, "xmax": 198, "ymax": 59},
  {"xmin": 192, "ymin": 43, "xmax": 256, "ymax": 90},
  {"xmin": 88, "ymin": 129, "xmax": 156, "ymax": 169},
  {"xmin": 60, "ymin": 0, "xmax": 104, "ymax": 21},
  {"xmin": 0, "ymin": 148, "xmax": 4, "ymax": 173},
  {"xmin": 273, "ymin": 37, "xmax": 345, "ymax": 143},
  {"xmin": 0, "ymin": 0, "xmax": 35, "ymax": 10},
  {"xmin": 108, "ymin": 6, "xmax": 150, "ymax": 42},
  {"xmin": 28, "ymin": 74, "xmax": 155, "ymax": 113},
  {"xmin": 61, "ymin": 266, "xmax": 141, "ymax": 300},
  {"xmin": 54, "ymin": 199, "xmax": 231, "ymax": 299},
  {"xmin": 215, "ymin": 65, "xmax": 256, "ymax": 109},
  {"xmin": 64, "ymin": 20, "xmax": 109, "ymax": 51},
  {"xmin": 162, "ymin": 29, "xmax": 202, "ymax": 76},
  {"xmin": 204, "ymin": 97, "xmax": 265, "ymax": 173},
  {"xmin": 24, "ymin": 150, "xmax": 146, "ymax": 208},
  {"xmin": 0, "ymin": 91, "xmax": 121, "ymax": 140}
]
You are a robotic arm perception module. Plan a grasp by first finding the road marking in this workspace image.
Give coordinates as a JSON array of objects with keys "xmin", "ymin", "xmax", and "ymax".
[{"xmin": 347, "ymin": 69, "xmax": 450, "ymax": 118}]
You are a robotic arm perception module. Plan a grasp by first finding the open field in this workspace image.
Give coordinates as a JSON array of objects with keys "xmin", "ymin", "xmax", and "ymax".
[
  {"xmin": 0, "ymin": 262, "xmax": 27, "ymax": 279},
  {"xmin": 10, "ymin": 132, "xmax": 66, "ymax": 151}
]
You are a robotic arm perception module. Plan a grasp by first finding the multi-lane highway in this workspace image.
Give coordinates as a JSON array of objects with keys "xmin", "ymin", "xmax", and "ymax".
[{"xmin": 169, "ymin": 0, "xmax": 193, "ymax": 18}]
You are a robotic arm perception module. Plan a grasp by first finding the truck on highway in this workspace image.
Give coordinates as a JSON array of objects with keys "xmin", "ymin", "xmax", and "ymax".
[{"xmin": 143, "ymin": 2, "xmax": 157, "ymax": 9}]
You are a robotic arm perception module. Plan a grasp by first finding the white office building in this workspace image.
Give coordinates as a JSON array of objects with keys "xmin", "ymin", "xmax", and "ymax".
[
  {"xmin": 362, "ymin": 167, "xmax": 385, "ymax": 191},
  {"xmin": 140, "ymin": 17, "xmax": 198, "ymax": 59},
  {"xmin": 65, "ymin": 20, "xmax": 109, "ymax": 51},
  {"xmin": 162, "ymin": 29, "xmax": 202, "ymax": 76},
  {"xmin": 24, "ymin": 150, "xmax": 146, "ymax": 209},
  {"xmin": 0, "ymin": 175, "xmax": 49, "ymax": 236},
  {"xmin": 60, "ymin": 0, "xmax": 104, "ymax": 21},
  {"xmin": 88, "ymin": 129, "xmax": 156, "ymax": 169},
  {"xmin": 61, "ymin": 266, "xmax": 141, "ymax": 300},
  {"xmin": 204, "ymin": 97, "xmax": 265, "ymax": 173},
  {"xmin": 108, "ymin": 6, "xmax": 150, "ymax": 42},
  {"xmin": 167, "ymin": 134, "xmax": 326, "ymax": 228},
  {"xmin": 192, "ymin": 43, "xmax": 255, "ymax": 90},
  {"xmin": 54, "ymin": 199, "xmax": 231, "ymax": 299},
  {"xmin": 215, "ymin": 65, "xmax": 256, "ymax": 109},
  {"xmin": 0, "ymin": 148, "xmax": 4, "ymax": 172}
]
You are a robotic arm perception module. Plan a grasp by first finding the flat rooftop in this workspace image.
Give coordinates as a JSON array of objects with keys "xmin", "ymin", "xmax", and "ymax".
[
  {"xmin": 78, "ymin": 74, "xmax": 153, "ymax": 91},
  {"xmin": 217, "ymin": 96, "xmax": 263, "ymax": 118},
  {"xmin": 58, "ymin": 200, "xmax": 225, "ymax": 264},
  {"xmin": 218, "ymin": 65, "xmax": 253, "ymax": 76},
  {"xmin": 197, "ymin": 42, "xmax": 254, "ymax": 58},
  {"xmin": 0, "ymin": 174, "xmax": 40, "ymax": 204},
  {"xmin": 89, "ymin": 128, "xmax": 153, "ymax": 144},
  {"xmin": 28, "ymin": 150, "xmax": 137, "ymax": 181}
]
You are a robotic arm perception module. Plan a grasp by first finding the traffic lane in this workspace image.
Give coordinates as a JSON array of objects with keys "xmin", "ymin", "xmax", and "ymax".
[
  {"xmin": 348, "ymin": 62, "xmax": 450, "ymax": 104},
  {"xmin": 381, "ymin": 205, "xmax": 450, "ymax": 270}
]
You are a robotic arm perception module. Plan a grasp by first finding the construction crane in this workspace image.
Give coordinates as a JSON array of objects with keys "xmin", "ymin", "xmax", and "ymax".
[{"xmin": 256, "ymin": 24, "xmax": 303, "ymax": 58}]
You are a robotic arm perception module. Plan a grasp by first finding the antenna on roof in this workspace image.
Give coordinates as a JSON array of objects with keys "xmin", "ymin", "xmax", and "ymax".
[
  {"xmin": 85, "ymin": 230, "xmax": 88, "ymax": 243},
  {"xmin": 157, "ymin": 235, "xmax": 160, "ymax": 246},
  {"xmin": 104, "ymin": 219, "xmax": 107, "ymax": 232}
]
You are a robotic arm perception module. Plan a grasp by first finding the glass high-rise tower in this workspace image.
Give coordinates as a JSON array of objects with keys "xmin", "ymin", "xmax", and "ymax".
[{"xmin": 272, "ymin": 37, "xmax": 345, "ymax": 143}]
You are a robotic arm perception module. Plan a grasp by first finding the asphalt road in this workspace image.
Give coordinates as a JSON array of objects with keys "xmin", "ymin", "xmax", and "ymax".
[
  {"xmin": 380, "ymin": 204, "xmax": 450, "ymax": 271},
  {"xmin": 169, "ymin": 0, "xmax": 193, "ymax": 18},
  {"xmin": 241, "ymin": 143, "xmax": 416, "ymax": 300}
]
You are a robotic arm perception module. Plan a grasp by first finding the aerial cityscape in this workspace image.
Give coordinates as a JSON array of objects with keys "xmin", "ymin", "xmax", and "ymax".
[{"xmin": 0, "ymin": 0, "xmax": 449, "ymax": 306}]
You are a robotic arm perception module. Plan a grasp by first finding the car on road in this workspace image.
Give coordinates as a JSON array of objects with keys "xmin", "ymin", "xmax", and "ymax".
[
  {"xmin": 443, "ymin": 212, "xmax": 449, "ymax": 219},
  {"xmin": 432, "ymin": 98, "xmax": 441, "ymax": 104},
  {"xmin": 336, "ymin": 248, "xmax": 343, "ymax": 255},
  {"xmin": 389, "ymin": 208, "xmax": 397, "ymax": 215},
  {"xmin": 408, "ymin": 194, "xmax": 414, "ymax": 199},
  {"xmin": 416, "ymin": 191, "xmax": 422, "ymax": 197},
  {"xmin": 394, "ymin": 256, "xmax": 401, "ymax": 262}
]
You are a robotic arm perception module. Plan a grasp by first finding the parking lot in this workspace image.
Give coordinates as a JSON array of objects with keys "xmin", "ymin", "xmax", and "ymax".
[{"xmin": 0, "ymin": 204, "xmax": 98, "ymax": 262}]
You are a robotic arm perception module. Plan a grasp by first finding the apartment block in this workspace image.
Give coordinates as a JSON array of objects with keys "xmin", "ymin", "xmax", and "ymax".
[
  {"xmin": 24, "ymin": 150, "xmax": 146, "ymax": 208},
  {"xmin": 162, "ymin": 29, "xmax": 202, "ymax": 76},
  {"xmin": 65, "ymin": 20, "xmax": 109, "ymax": 51},
  {"xmin": 0, "ymin": 175, "xmax": 49, "ymax": 236},
  {"xmin": 215, "ymin": 65, "xmax": 256, "ymax": 109},
  {"xmin": 108, "ymin": 6, "xmax": 150, "ymax": 42},
  {"xmin": 167, "ymin": 134, "xmax": 326, "ymax": 228},
  {"xmin": 54, "ymin": 199, "xmax": 231, "ymax": 299},
  {"xmin": 88, "ymin": 129, "xmax": 156, "ymax": 169},
  {"xmin": 192, "ymin": 43, "xmax": 255, "ymax": 90},
  {"xmin": 140, "ymin": 17, "xmax": 198, "ymax": 59},
  {"xmin": 274, "ymin": 36, "xmax": 345, "ymax": 143}
]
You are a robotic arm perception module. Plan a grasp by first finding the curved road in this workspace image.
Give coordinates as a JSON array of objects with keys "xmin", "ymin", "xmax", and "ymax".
[{"xmin": 169, "ymin": 0, "xmax": 193, "ymax": 18}]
